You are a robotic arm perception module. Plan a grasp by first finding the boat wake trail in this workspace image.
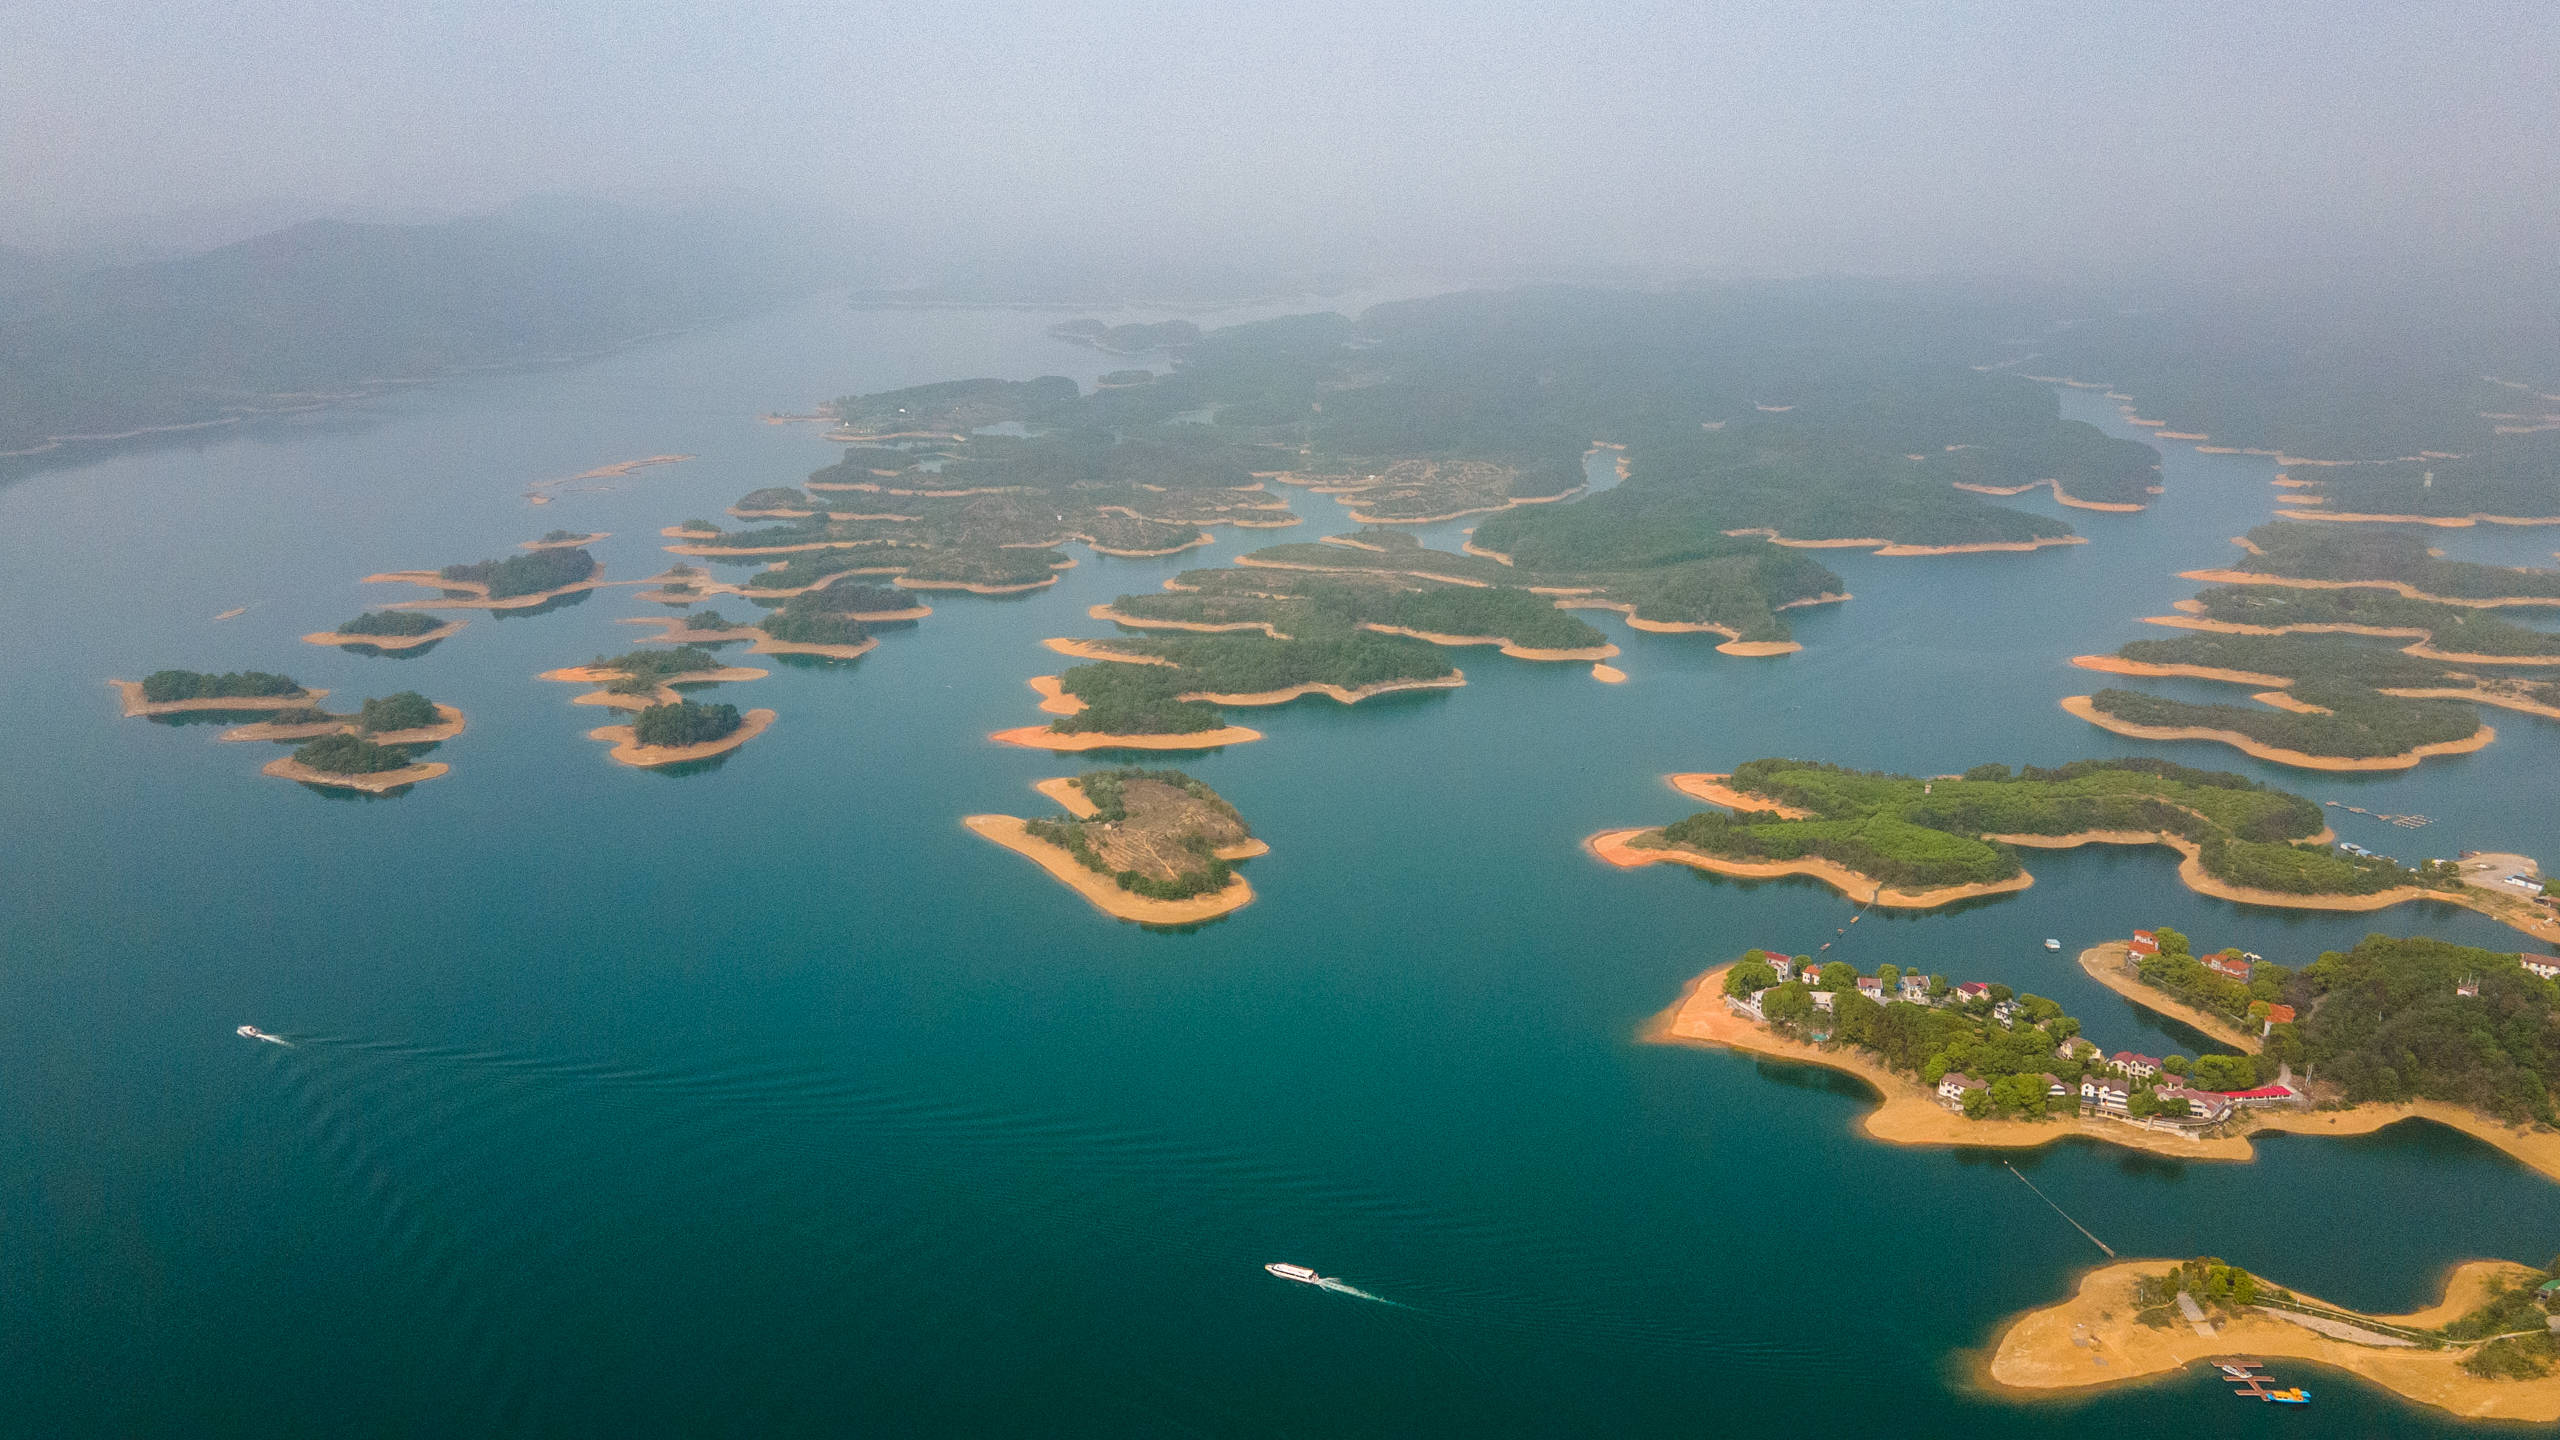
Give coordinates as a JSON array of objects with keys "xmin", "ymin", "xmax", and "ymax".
[{"xmin": 1313, "ymin": 1278, "xmax": 1403, "ymax": 1306}]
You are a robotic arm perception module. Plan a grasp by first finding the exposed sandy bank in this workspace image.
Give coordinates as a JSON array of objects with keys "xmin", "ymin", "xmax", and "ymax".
[
  {"xmin": 1027, "ymin": 676, "xmax": 1084, "ymax": 714},
  {"xmin": 1593, "ymin": 663, "xmax": 1627, "ymax": 683},
  {"xmin": 2178, "ymin": 568, "xmax": 2560, "ymax": 609},
  {"xmin": 1588, "ymin": 828, "xmax": 2032, "ymax": 907},
  {"xmin": 2061, "ymin": 694, "xmax": 2495, "ymax": 771},
  {"xmin": 539, "ymin": 663, "xmax": 768, "ymax": 710},
  {"xmin": 963, "ymin": 813, "xmax": 1255, "ymax": 924},
  {"xmin": 2070, "ymin": 653, "xmax": 2294, "ymax": 686},
  {"xmin": 2076, "ymin": 942, "xmax": 2262, "ymax": 1052},
  {"xmin": 1723, "ymin": 528, "xmax": 2090, "ymax": 556},
  {"xmin": 1087, "ymin": 604, "xmax": 1287, "ymax": 639},
  {"xmin": 362, "ymin": 567, "xmax": 611, "ymax": 610},
  {"xmin": 1643, "ymin": 965, "xmax": 2245, "ymax": 1159},
  {"xmin": 1181, "ymin": 674, "xmax": 1466, "ymax": 707},
  {"xmin": 302, "ymin": 619, "xmax": 467, "ymax": 651},
  {"xmin": 1949, "ymin": 477, "xmax": 2148, "ymax": 512},
  {"xmin": 520, "ymin": 532, "xmax": 607, "ymax": 550},
  {"xmin": 1358, "ymin": 623, "xmax": 1617, "ymax": 662},
  {"xmin": 1666, "ymin": 772, "xmax": 1814, "ymax": 818},
  {"xmin": 1043, "ymin": 638, "xmax": 1176, "ymax": 666},
  {"xmin": 893, "ymin": 572, "xmax": 1061, "ymax": 594},
  {"xmin": 111, "ymin": 680, "xmax": 328, "ymax": 717},
  {"xmin": 2273, "ymin": 509, "xmax": 2560, "ymax": 528},
  {"xmin": 1987, "ymin": 1259, "xmax": 2560, "ymax": 1420},
  {"xmin": 221, "ymin": 703, "xmax": 466, "ymax": 746},
  {"xmin": 261, "ymin": 756, "xmax": 449, "ymax": 791},
  {"xmin": 988, "ymin": 724, "xmax": 1263, "ymax": 751},
  {"xmin": 587, "ymin": 708, "xmax": 774, "ymax": 767}
]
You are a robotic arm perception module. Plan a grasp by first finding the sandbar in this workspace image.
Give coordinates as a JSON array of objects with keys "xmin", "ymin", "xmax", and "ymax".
[
  {"xmin": 520, "ymin": 532, "xmax": 607, "ymax": 550},
  {"xmin": 301, "ymin": 619, "xmax": 467, "ymax": 651},
  {"xmin": 1043, "ymin": 637, "xmax": 1177, "ymax": 666},
  {"xmin": 963, "ymin": 813, "xmax": 1255, "ymax": 924},
  {"xmin": 989, "ymin": 724, "xmax": 1263, "ymax": 752},
  {"xmin": 110, "ymin": 679, "xmax": 328, "ymax": 718},
  {"xmin": 2061, "ymin": 694, "xmax": 2495, "ymax": 771},
  {"xmin": 261, "ymin": 756, "xmax": 450, "ymax": 792},
  {"xmin": 587, "ymin": 708, "xmax": 774, "ymax": 767},
  {"xmin": 1593, "ymin": 663, "xmax": 1627, "ymax": 683},
  {"xmin": 1588, "ymin": 828, "xmax": 2034, "ymax": 907},
  {"xmin": 2076, "ymin": 942, "xmax": 2261, "ymax": 1052},
  {"xmin": 1986, "ymin": 1259, "xmax": 2560, "ymax": 1420},
  {"xmin": 1461, "ymin": 540, "xmax": 1516, "ymax": 565}
]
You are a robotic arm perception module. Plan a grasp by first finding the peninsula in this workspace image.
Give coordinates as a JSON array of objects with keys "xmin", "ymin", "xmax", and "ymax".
[
  {"xmin": 966, "ymin": 769, "xmax": 1263, "ymax": 924},
  {"xmin": 1594, "ymin": 757, "xmax": 2460, "ymax": 914}
]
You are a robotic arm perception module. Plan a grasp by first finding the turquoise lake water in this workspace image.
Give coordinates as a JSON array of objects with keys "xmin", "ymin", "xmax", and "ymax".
[{"xmin": 6, "ymin": 291, "xmax": 2559, "ymax": 1436}]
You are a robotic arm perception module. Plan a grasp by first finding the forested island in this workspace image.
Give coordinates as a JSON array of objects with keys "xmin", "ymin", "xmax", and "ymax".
[
  {"xmin": 586, "ymin": 699, "xmax": 775, "ymax": 768},
  {"xmin": 220, "ymin": 689, "xmax": 465, "ymax": 745},
  {"xmin": 1992, "ymin": 1255, "xmax": 2560, "ymax": 1420},
  {"xmin": 2188, "ymin": 523, "xmax": 2560, "ymax": 605},
  {"xmin": 1592, "ymin": 757, "xmax": 2463, "ymax": 911},
  {"xmin": 366, "ymin": 545, "xmax": 603, "ymax": 609},
  {"xmin": 778, "ymin": 291, "xmax": 2178, "ymax": 614},
  {"xmin": 2278, "ymin": 446, "xmax": 2560, "ymax": 526},
  {"xmin": 539, "ymin": 647, "xmax": 767, "ymax": 708},
  {"xmin": 993, "ymin": 630, "xmax": 1460, "ymax": 750},
  {"xmin": 2066, "ymin": 541, "xmax": 2560, "ymax": 767},
  {"xmin": 301, "ymin": 610, "xmax": 468, "ymax": 652},
  {"xmin": 112, "ymin": 670, "xmax": 326, "ymax": 717},
  {"xmin": 965, "ymin": 769, "xmax": 1265, "ymax": 923},
  {"xmin": 260, "ymin": 729, "xmax": 450, "ymax": 792}
]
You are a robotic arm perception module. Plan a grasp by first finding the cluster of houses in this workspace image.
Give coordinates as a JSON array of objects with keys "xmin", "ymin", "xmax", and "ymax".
[
  {"xmin": 2128, "ymin": 929, "xmax": 2298, "ymax": 1034},
  {"xmin": 1727, "ymin": 947, "xmax": 2303, "ymax": 1128}
]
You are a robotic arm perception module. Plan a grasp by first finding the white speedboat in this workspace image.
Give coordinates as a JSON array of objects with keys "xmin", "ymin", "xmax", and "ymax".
[
  {"xmin": 237, "ymin": 1025, "xmax": 290, "ymax": 1046},
  {"xmin": 2043, "ymin": 938, "xmax": 2061, "ymax": 951},
  {"xmin": 1265, "ymin": 1263, "xmax": 1325, "ymax": 1284}
]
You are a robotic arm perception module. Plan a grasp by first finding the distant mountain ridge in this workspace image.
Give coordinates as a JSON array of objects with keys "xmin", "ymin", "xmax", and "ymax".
[{"xmin": 0, "ymin": 197, "xmax": 840, "ymax": 460}]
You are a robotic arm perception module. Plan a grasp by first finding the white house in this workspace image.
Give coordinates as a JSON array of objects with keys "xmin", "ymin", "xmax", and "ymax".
[
  {"xmin": 1769, "ymin": 956, "xmax": 1797, "ymax": 982},
  {"xmin": 1726, "ymin": 989, "xmax": 1767, "ymax": 1022},
  {"xmin": 2110, "ymin": 1051, "xmax": 2163, "ymax": 1082},
  {"xmin": 2524, "ymin": 956, "xmax": 2560, "ymax": 981},
  {"xmin": 2081, "ymin": 1076, "xmax": 2130, "ymax": 1113},
  {"xmin": 1991, "ymin": 999, "xmax": 2021, "ymax": 1025},
  {"xmin": 2156, "ymin": 1087, "xmax": 2236, "ymax": 1125},
  {"xmin": 1937, "ymin": 1073, "xmax": 1987, "ymax": 1107},
  {"xmin": 1898, "ymin": 974, "xmax": 1931, "ymax": 1003},
  {"xmin": 1855, "ymin": 977, "xmax": 1885, "ymax": 1002}
]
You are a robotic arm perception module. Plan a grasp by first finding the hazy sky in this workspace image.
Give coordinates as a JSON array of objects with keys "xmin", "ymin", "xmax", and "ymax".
[{"xmin": 6, "ymin": 0, "xmax": 2553, "ymax": 282}]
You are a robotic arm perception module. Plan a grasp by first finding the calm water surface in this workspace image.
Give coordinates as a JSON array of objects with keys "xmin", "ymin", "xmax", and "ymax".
[{"xmin": 4, "ymin": 293, "xmax": 2556, "ymax": 1436}]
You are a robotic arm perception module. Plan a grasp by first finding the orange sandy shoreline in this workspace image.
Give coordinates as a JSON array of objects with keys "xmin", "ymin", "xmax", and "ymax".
[
  {"xmin": 963, "ymin": 804, "xmax": 1257, "ymax": 925},
  {"xmin": 220, "ymin": 703, "xmax": 466, "ymax": 746},
  {"xmin": 110, "ymin": 679, "xmax": 329, "ymax": 717},
  {"xmin": 2076, "ymin": 942, "xmax": 2261, "ymax": 1052},
  {"xmin": 1987, "ymin": 1260, "xmax": 2560, "ymax": 1420},
  {"xmin": 1588, "ymin": 828, "xmax": 2035, "ymax": 907},
  {"xmin": 587, "ymin": 708, "xmax": 774, "ymax": 767},
  {"xmin": 990, "ymin": 724, "xmax": 1264, "ymax": 751},
  {"xmin": 2179, "ymin": 568, "xmax": 2560, "ymax": 610},
  {"xmin": 300, "ymin": 619, "xmax": 467, "ymax": 651},
  {"xmin": 2061, "ymin": 693, "xmax": 2495, "ymax": 771},
  {"xmin": 260, "ymin": 755, "xmax": 450, "ymax": 792}
]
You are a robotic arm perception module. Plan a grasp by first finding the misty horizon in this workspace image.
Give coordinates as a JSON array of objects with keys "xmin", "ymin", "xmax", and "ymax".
[{"xmin": 6, "ymin": 1, "xmax": 2554, "ymax": 291}]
